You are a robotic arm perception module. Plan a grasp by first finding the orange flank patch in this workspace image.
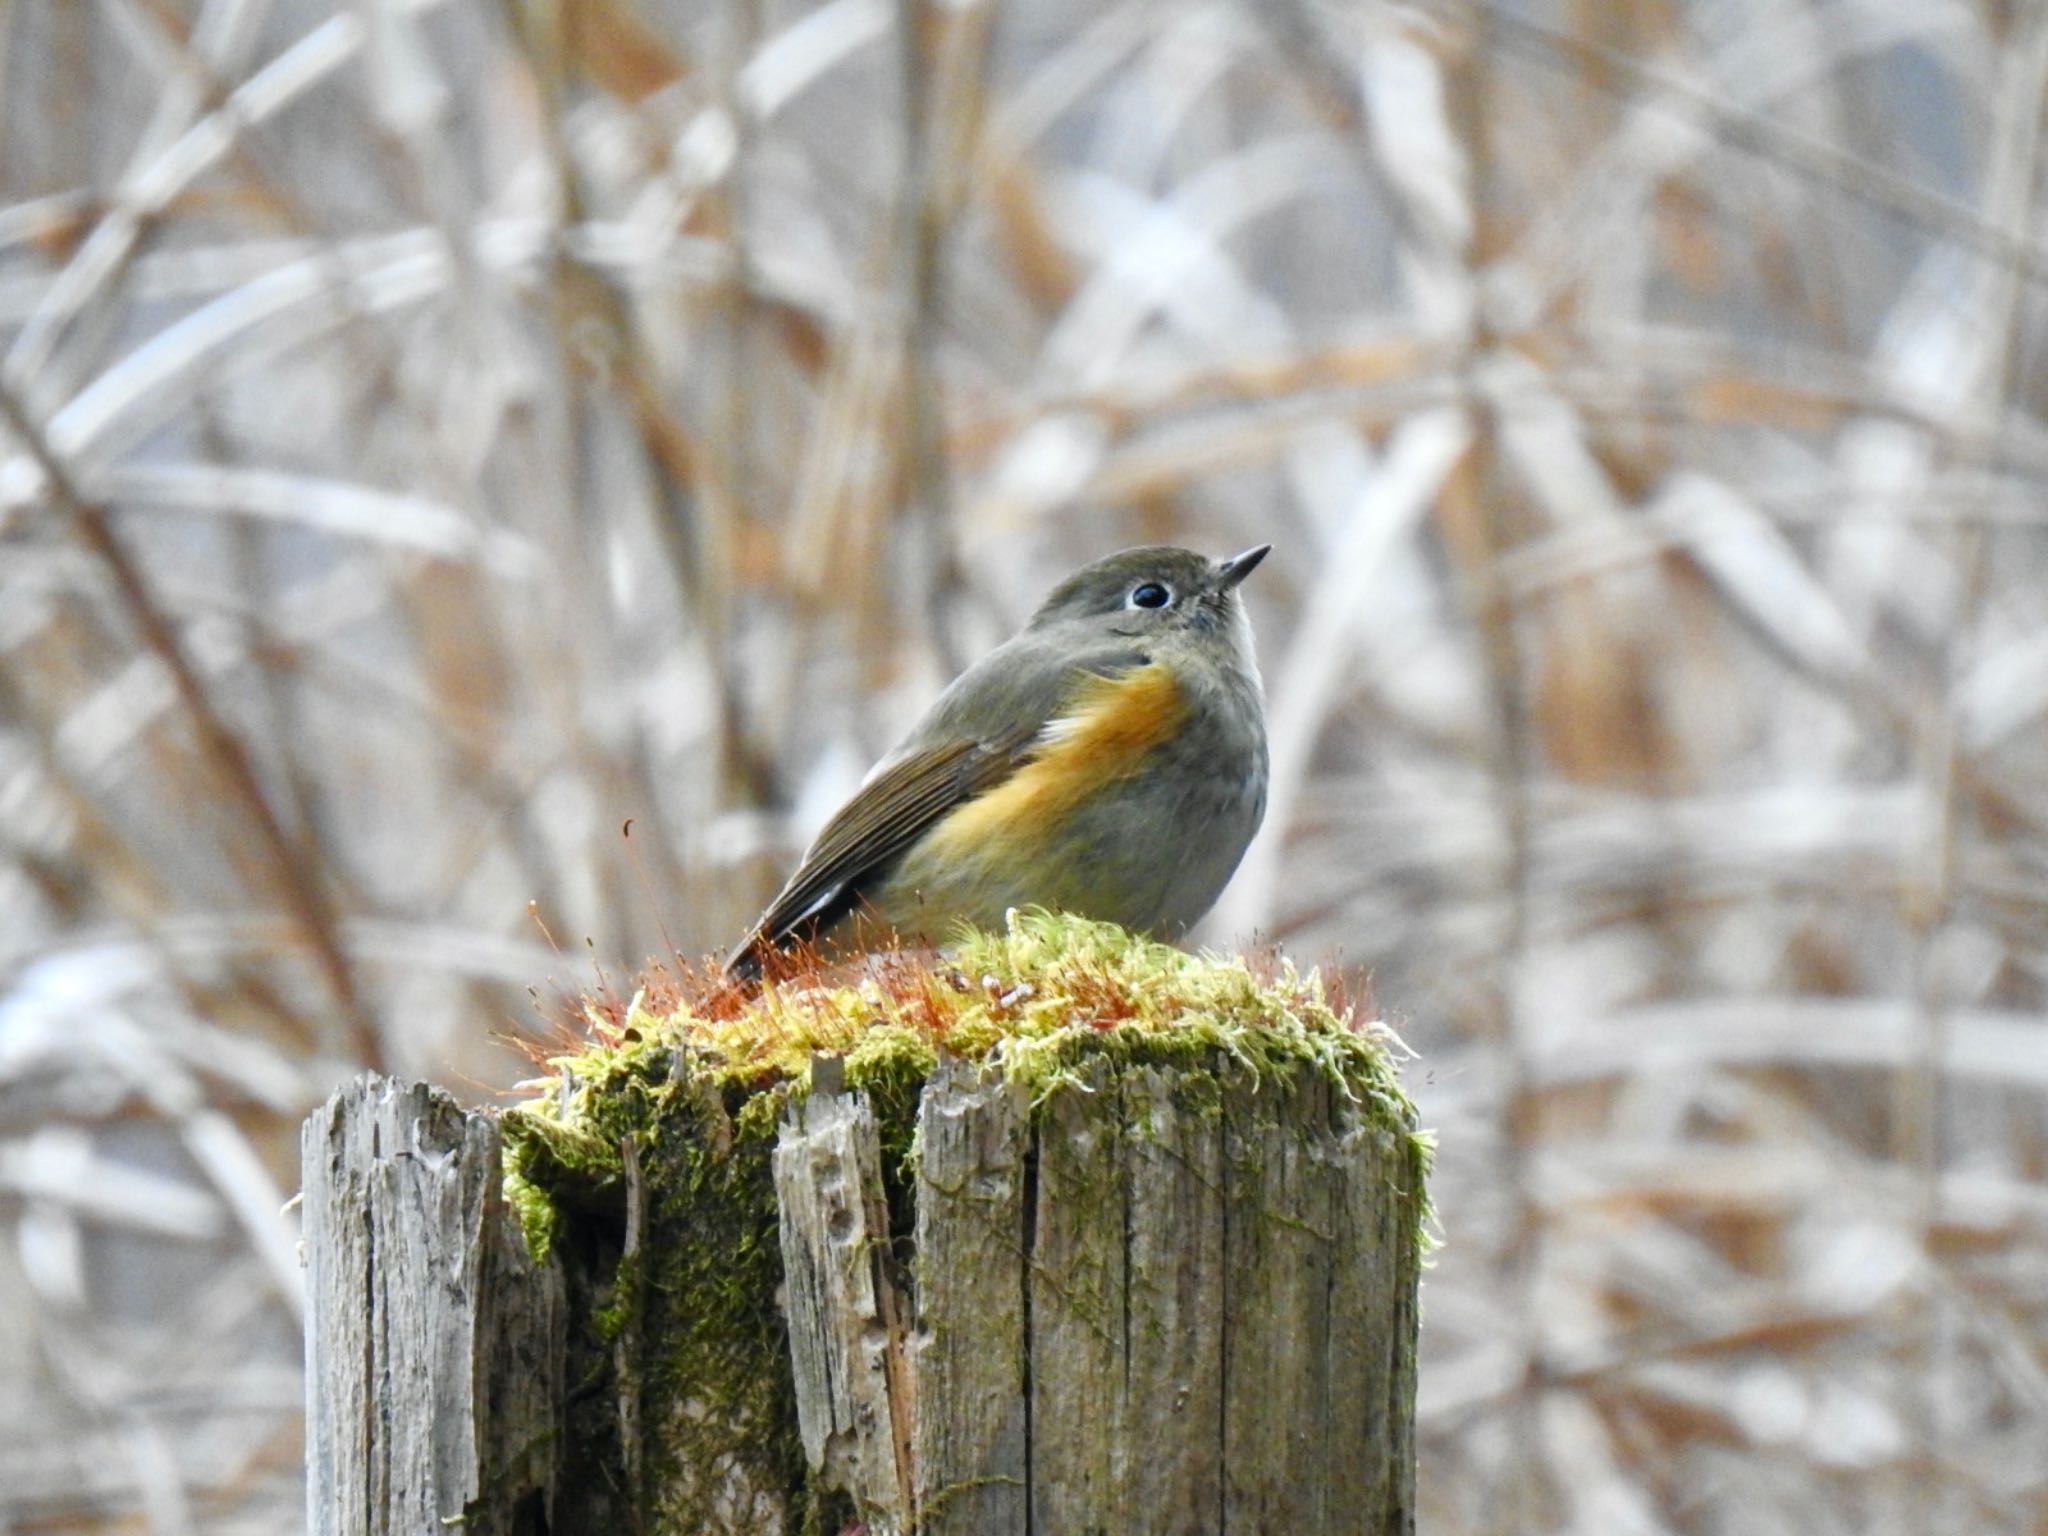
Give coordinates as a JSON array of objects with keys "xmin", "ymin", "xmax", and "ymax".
[{"xmin": 924, "ymin": 663, "xmax": 1187, "ymax": 860}]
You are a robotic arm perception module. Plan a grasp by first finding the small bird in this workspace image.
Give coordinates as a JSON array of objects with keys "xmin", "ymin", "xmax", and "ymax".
[{"xmin": 726, "ymin": 544, "xmax": 1271, "ymax": 979}]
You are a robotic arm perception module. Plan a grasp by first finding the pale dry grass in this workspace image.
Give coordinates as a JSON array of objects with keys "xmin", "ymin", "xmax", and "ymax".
[{"xmin": 3, "ymin": 0, "xmax": 2046, "ymax": 1530}]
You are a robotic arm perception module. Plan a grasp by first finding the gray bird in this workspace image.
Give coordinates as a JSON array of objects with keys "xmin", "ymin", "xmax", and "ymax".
[{"xmin": 727, "ymin": 544, "xmax": 1270, "ymax": 978}]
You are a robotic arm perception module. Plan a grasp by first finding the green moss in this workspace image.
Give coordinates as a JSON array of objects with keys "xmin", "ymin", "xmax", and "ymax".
[
  {"xmin": 498, "ymin": 909, "xmax": 1429, "ymax": 1528},
  {"xmin": 637, "ymin": 1085, "xmax": 808, "ymax": 1527},
  {"xmin": 499, "ymin": 1107, "xmax": 623, "ymax": 1261}
]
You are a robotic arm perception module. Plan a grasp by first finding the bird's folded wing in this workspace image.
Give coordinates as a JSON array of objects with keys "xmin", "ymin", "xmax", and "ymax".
[
  {"xmin": 724, "ymin": 728, "xmax": 1031, "ymax": 972},
  {"xmin": 724, "ymin": 637, "xmax": 1153, "ymax": 976}
]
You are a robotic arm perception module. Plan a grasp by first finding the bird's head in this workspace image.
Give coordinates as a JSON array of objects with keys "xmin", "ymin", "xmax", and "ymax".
[{"xmin": 1027, "ymin": 544, "xmax": 1270, "ymax": 651}]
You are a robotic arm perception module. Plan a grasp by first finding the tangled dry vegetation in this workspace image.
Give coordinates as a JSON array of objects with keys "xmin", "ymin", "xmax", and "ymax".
[{"xmin": 3, "ymin": 0, "xmax": 2046, "ymax": 1530}]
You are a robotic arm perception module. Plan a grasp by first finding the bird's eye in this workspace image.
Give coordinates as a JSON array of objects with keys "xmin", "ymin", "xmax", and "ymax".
[{"xmin": 1127, "ymin": 582, "xmax": 1172, "ymax": 610}]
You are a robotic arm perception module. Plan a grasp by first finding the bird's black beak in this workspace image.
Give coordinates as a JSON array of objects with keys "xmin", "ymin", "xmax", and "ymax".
[{"xmin": 1214, "ymin": 543, "xmax": 1271, "ymax": 591}]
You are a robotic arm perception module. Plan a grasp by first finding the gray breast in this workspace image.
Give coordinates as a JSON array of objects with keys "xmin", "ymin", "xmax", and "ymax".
[{"xmin": 1063, "ymin": 660, "xmax": 1268, "ymax": 937}]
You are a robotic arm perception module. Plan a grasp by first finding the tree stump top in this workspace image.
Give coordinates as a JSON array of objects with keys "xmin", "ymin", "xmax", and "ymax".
[
  {"xmin": 310, "ymin": 911, "xmax": 1429, "ymax": 1534},
  {"xmin": 502, "ymin": 910, "xmax": 1426, "ymax": 1265}
]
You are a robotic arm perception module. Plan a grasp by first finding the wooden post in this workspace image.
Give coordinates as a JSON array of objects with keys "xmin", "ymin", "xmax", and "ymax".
[
  {"xmin": 300, "ymin": 1076, "xmax": 565, "ymax": 1536},
  {"xmin": 302, "ymin": 1049, "xmax": 1422, "ymax": 1533},
  {"xmin": 819, "ymin": 1054, "xmax": 1421, "ymax": 1535}
]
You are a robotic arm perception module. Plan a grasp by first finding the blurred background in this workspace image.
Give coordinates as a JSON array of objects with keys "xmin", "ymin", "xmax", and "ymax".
[{"xmin": 4, "ymin": 0, "xmax": 2047, "ymax": 1529}]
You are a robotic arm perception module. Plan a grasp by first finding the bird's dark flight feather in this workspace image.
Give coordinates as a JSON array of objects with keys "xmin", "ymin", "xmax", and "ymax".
[
  {"xmin": 725, "ymin": 633, "xmax": 1154, "ymax": 978},
  {"xmin": 725, "ymin": 730, "xmax": 1027, "ymax": 976}
]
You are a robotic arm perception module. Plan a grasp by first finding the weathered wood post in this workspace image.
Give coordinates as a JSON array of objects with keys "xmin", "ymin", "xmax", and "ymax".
[
  {"xmin": 301, "ymin": 1078, "xmax": 567, "ymax": 1535},
  {"xmin": 300, "ymin": 917, "xmax": 1427, "ymax": 1534}
]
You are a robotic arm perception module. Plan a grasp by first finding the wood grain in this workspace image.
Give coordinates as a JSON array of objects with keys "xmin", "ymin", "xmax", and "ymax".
[
  {"xmin": 302, "ymin": 1055, "xmax": 1420, "ymax": 1534},
  {"xmin": 301, "ymin": 1073, "xmax": 562, "ymax": 1536}
]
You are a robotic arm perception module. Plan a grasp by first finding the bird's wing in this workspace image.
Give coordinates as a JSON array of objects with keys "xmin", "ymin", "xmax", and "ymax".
[
  {"xmin": 725, "ymin": 633, "xmax": 1148, "ymax": 975},
  {"xmin": 725, "ymin": 733, "xmax": 1026, "ymax": 971}
]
